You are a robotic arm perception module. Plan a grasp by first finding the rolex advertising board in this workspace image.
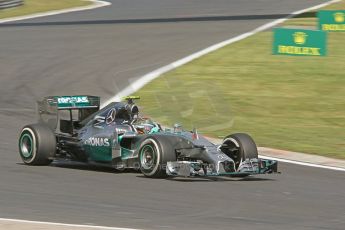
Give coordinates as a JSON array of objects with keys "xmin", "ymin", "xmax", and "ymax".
[
  {"xmin": 273, "ymin": 28, "xmax": 327, "ymax": 56},
  {"xmin": 318, "ymin": 10, "xmax": 345, "ymax": 31}
]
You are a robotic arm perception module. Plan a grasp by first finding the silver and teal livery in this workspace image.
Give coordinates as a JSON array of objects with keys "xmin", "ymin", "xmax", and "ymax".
[{"xmin": 18, "ymin": 96, "xmax": 278, "ymax": 178}]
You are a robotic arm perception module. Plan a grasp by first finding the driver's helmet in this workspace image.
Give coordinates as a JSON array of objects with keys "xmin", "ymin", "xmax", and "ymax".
[
  {"xmin": 136, "ymin": 123, "xmax": 154, "ymax": 134},
  {"xmin": 134, "ymin": 118, "xmax": 153, "ymax": 134},
  {"xmin": 135, "ymin": 118, "xmax": 161, "ymax": 134}
]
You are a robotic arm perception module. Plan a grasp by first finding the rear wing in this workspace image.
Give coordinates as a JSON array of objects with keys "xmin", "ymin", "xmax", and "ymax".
[
  {"xmin": 46, "ymin": 95, "xmax": 100, "ymax": 109},
  {"xmin": 37, "ymin": 95, "xmax": 100, "ymax": 131}
]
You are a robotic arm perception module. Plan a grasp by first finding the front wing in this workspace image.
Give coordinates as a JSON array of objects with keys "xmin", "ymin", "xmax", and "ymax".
[{"xmin": 166, "ymin": 158, "xmax": 278, "ymax": 177}]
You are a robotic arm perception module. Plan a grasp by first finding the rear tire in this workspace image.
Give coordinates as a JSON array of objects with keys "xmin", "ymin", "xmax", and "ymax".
[
  {"xmin": 221, "ymin": 133, "xmax": 258, "ymax": 170},
  {"xmin": 139, "ymin": 136, "xmax": 176, "ymax": 178},
  {"xmin": 18, "ymin": 123, "xmax": 56, "ymax": 165}
]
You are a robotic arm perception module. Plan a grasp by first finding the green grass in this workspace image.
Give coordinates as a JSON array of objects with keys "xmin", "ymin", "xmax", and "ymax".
[
  {"xmin": 0, "ymin": 0, "xmax": 91, "ymax": 19},
  {"xmin": 136, "ymin": 1, "xmax": 345, "ymax": 159}
]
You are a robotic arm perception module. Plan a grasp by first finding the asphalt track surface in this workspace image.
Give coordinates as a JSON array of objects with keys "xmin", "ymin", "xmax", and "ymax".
[{"xmin": 0, "ymin": 0, "xmax": 344, "ymax": 229}]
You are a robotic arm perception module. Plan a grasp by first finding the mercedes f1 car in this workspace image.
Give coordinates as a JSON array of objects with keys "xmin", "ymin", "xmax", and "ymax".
[{"xmin": 18, "ymin": 95, "xmax": 278, "ymax": 178}]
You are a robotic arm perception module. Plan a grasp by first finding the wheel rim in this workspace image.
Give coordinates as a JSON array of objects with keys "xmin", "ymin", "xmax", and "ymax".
[
  {"xmin": 20, "ymin": 133, "xmax": 33, "ymax": 158},
  {"xmin": 140, "ymin": 144, "xmax": 157, "ymax": 170}
]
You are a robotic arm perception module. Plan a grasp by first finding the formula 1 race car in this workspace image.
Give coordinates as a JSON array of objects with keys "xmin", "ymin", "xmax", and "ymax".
[{"xmin": 18, "ymin": 95, "xmax": 278, "ymax": 178}]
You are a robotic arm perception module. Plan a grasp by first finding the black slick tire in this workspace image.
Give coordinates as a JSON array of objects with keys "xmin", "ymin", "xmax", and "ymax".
[
  {"xmin": 18, "ymin": 123, "xmax": 56, "ymax": 165},
  {"xmin": 222, "ymin": 133, "xmax": 258, "ymax": 169},
  {"xmin": 138, "ymin": 136, "xmax": 176, "ymax": 178}
]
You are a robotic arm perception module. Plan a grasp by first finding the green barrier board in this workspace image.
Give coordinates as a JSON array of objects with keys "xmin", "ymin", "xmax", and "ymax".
[
  {"xmin": 318, "ymin": 10, "xmax": 345, "ymax": 31},
  {"xmin": 273, "ymin": 28, "xmax": 327, "ymax": 56}
]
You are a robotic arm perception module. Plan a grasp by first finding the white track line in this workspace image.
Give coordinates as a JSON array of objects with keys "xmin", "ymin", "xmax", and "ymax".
[
  {"xmin": 0, "ymin": 0, "xmax": 111, "ymax": 24},
  {"xmin": 104, "ymin": 0, "xmax": 344, "ymax": 172},
  {"xmin": 0, "ymin": 218, "xmax": 142, "ymax": 230},
  {"xmin": 259, "ymin": 155, "xmax": 345, "ymax": 172},
  {"xmin": 104, "ymin": 0, "xmax": 340, "ymax": 104}
]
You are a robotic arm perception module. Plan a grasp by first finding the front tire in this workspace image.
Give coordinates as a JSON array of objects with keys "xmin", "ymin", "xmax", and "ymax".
[
  {"xmin": 19, "ymin": 123, "xmax": 56, "ymax": 165},
  {"xmin": 221, "ymin": 133, "xmax": 258, "ymax": 170},
  {"xmin": 139, "ymin": 136, "xmax": 176, "ymax": 178}
]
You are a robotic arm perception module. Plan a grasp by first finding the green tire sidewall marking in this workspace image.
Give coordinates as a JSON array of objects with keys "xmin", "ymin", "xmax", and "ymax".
[
  {"xmin": 140, "ymin": 144, "xmax": 156, "ymax": 170},
  {"xmin": 20, "ymin": 132, "xmax": 33, "ymax": 158}
]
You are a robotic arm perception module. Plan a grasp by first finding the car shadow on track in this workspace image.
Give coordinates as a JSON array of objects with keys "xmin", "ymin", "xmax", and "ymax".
[
  {"xmin": 136, "ymin": 175, "xmax": 275, "ymax": 182},
  {"xmin": 16, "ymin": 161, "xmax": 122, "ymax": 174},
  {"xmin": 17, "ymin": 162, "xmax": 276, "ymax": 181},
  {"xmin": 44, "ymin": 161, "xmax": 139, "ymax": 175}
]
